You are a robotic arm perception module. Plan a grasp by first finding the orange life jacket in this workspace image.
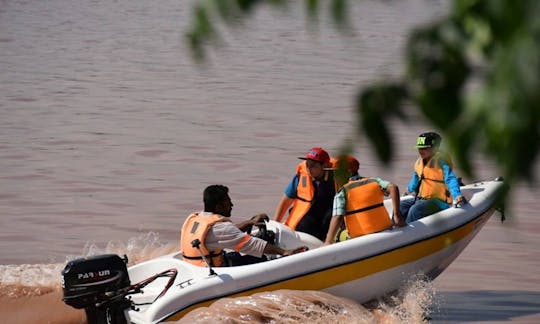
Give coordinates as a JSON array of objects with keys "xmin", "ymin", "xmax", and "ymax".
[
  {"xmin": 284, "ymin": 161, "xmax": 336, "ymax": 230},
  {"xmin": 414, "ymin": 152, "xmax": 453, "ymax": 203},
  {"xmin": 180, "ymin": 213, "xmax": 229, "ymax": 267},
  {"xmin": 342, "ymin": 178, "xmax": 392, "ymax": 237}
]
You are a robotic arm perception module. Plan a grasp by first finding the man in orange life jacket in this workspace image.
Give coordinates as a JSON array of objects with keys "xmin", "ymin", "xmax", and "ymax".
[
  {"xmin": 181, "ymin": 185, "xmax": 306, "ymax": 267},
  {"xmin": 273, "ymin": 147, "xmax": 336, "ymax": 241},
  {"xmin": 323, "ymin": 155, "xmax": 404, "ymax": 245},
  {"xmin": 399, "ymin": 132, "xmax": 467, "ymax": 224}
]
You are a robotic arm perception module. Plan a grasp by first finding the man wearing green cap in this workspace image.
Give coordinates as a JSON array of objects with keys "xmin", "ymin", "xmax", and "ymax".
[{"xmin": 399, "ymin": 132, "xmax": 467, "ymax": 224}]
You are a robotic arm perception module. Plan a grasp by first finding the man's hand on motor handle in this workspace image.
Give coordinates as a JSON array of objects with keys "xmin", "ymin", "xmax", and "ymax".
[{"xmin": 250, "ymin": 213, "xmax": 269, "ymax": 225}]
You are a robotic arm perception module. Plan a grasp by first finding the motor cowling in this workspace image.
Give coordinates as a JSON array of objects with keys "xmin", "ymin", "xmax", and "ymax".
[{"xmin": 61, "ymin": 254, "xmax": 130, "ymax": 309}]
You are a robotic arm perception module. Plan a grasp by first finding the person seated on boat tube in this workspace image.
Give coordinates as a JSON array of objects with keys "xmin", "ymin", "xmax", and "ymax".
[
  {"xmin": 323, "ymin": 156, "xmax": 404, "ymax": 245},
  {"xmin": 273, "ymin": 147, "xmax": 337, "ymax": 241},
  {"xmin": 399, "ymin": 132, "xmax": 467, "ymax": 224},
  {"xmin": 181, "ymin": 185, "xmax": 307, "ymax": 267}
]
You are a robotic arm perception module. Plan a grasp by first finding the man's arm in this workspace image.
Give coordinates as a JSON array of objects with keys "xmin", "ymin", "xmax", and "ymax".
[
  {"xmin": 324, "ymin": 189, "xmax": 346, "ymax": 245},
  {"xmin": 387, "ymin": 183, "xmax": 405, "ymax": 227},
  {"xmin": 263, "ymin": 243, "xmax": 307, "ymax": 256},
  {"xmin": 441, "ymin": 163, "xmax": 467, "ymax": 205},
  {"xmin": 407, "ymin": 172, "xmax": 420, "ymax": 195},
  {"xmin": 236, "ymin": 213, "xmax": 269, "ymax": 232},
  {"xmin": 274, "ymin": 175, "xmax": 299, "ymax": 222},
  {"xmin": 324, "ymin": 215, "xmax": 344, "ymax": 245},
  {"xmin": 273, "ymin": 195, "xmax": 294, "ymax": 222}
]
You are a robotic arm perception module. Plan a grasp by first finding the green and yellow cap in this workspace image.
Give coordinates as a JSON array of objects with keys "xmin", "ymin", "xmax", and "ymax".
[{"xmin": 415, "ymin": 132, "xmax": 441, "ymax": 149}]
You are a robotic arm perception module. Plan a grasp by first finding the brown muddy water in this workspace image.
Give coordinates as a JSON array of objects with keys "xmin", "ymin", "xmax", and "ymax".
[{"xmin": 1, "ymin": 0, "xmax": 539, "ymax": 323}]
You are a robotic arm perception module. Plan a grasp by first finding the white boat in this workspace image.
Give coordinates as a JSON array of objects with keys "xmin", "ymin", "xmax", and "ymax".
[{"xmin": 61, "ymin": 178, "xmax": 504, "ymax": 324}]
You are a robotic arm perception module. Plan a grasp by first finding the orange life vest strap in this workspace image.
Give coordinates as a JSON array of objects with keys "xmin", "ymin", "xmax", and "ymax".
[
  {"xmin": 233, "ymin": 234, "xmax": 251, "ymax": 252},
  {"xmin": 345, "ymin": 202, "xmax": 384, "ymax": 216},
  {"xmin": 182, "ymin": 252, "xmax": 222, "ymax": 260}
]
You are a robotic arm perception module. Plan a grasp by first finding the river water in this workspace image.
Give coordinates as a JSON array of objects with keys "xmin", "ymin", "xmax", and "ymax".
[{"xmin": 1, "ymin": 0, "xmax": 539, "ymax": 323}]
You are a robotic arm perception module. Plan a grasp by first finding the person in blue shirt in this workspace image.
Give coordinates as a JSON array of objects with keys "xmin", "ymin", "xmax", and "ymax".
[
  {"xmin": 273, "ymin": 147, "xmax": 336, "ymax": 241},
  {"xmin": 399, "ymin": 132, "xmax": 467, "ymax": 224}
]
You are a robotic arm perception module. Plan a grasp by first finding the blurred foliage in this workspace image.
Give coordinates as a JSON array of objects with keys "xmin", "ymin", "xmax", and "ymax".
[
  {"xmin": 186, "ymin": 0, "xmax": 349, "ymax": 62},
  {"xmin": 186, "ymin": 0, "xmax": 540, "ymax": 194}
]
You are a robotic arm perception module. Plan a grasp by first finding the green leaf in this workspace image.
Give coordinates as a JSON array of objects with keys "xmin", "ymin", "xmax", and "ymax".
[{"xmin": 356, "ymin": 84, "xmax": 408, "ymax": 164}]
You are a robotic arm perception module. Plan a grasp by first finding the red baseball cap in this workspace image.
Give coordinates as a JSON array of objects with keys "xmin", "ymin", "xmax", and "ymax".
[
  {"xmin": 331, "ymin": 155, "xmax": 360, "ymax": 173},
  {"xmin": 298, "ymin": 147, "xmax": 330, "ymax": 164}
]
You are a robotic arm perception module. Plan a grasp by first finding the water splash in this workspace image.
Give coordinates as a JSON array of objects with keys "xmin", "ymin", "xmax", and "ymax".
[
  {"xmin": 0, "ymin": 232, "xmax": 175, "ymax": 288},
  {"xmin": 79, "ymin": 231, "xmax": 179, "ymax": 266},
  {"xmin": 175, "ymin": 278, "xmax": 435, "ymax": 324},
  {"xmin": 0, "ymin": 232, "xmax": 176, "ymax": 323},
  {"xmin": 175, "ymin": 290, "xmax": 375, "ymax": 324},
  {"xmin": 373, "ymin": 274, "xmax": 435, "ymax": 323}
]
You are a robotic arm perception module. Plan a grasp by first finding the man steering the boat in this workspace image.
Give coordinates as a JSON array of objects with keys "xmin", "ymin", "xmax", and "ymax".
[
  {"xmin": 323, "ymin": 155, "xmax": 404, "ymax": 244},
  {"xmin": 399, "ymin": 132, "xmax": 467, "ymax": 224},
  {"xmin": 181, "ymin": 185, "xmax": 306, "ymax": 267}
]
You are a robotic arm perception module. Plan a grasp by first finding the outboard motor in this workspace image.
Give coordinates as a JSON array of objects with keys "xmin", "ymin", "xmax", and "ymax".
[{"xmin": 61, "ymin": 254, "xmax": 132, "ymax": 324}]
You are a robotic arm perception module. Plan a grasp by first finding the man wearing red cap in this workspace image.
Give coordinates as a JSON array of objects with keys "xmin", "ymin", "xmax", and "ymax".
[
  {"xmin": 273, "ymin": 147, "xmax": 336, "ymax": 241},
  {"xmin": 324, "ymin": 155, "xmax": 404, "ymax": 244}
]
